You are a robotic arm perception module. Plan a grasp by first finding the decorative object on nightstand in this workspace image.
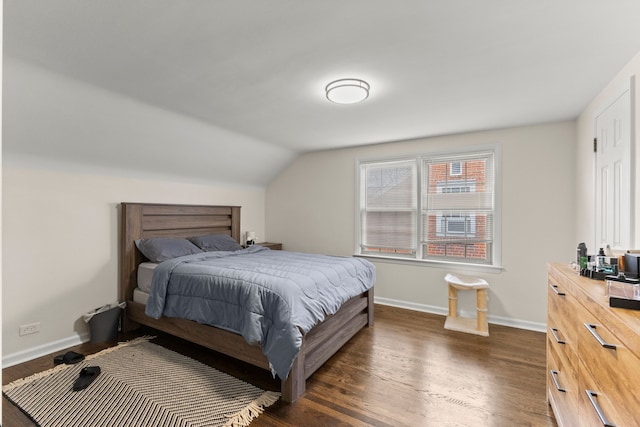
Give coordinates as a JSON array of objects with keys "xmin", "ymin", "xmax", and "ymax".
[
  {"xmin": 444, "ymin": 273, "xmax": 489, "ymax": 336},
  {"xmin": 245, "ymin": 231, "xmax": 256, "ymax": 246}
]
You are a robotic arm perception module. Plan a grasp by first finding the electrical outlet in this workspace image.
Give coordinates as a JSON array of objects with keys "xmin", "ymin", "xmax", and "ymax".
[{"xmin": 19, "ymin": 322, "xmax": 41, "ymax": 336}]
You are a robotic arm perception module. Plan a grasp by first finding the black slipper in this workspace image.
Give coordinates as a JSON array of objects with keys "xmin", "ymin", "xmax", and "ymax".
[
  {"xmin": 72, "ymin": 366, "xmax": 101, "ymax": 391},
  {"xmin": 54, "ymin": 351, "xmax": 85, "ymax": 365}
]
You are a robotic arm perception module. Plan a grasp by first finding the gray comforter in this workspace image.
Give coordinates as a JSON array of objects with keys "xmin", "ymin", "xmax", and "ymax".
[{"xmin": 145, "ymin": 245, "xmax": 375, "ymax": 380}]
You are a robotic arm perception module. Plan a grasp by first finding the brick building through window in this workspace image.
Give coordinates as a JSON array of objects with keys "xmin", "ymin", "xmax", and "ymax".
[
  {"xmin": 359, "ymin": 149, "xmax": 495, "ymax": 265},
  {"xmin": 424, "ymin": 159, "xmax": 489, "ymax": 262}
]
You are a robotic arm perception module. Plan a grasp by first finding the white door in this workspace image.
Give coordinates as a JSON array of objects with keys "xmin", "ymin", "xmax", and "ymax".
[{"xmin": 595, "ymin": 87, "xmax": 632, "ymax": 251}]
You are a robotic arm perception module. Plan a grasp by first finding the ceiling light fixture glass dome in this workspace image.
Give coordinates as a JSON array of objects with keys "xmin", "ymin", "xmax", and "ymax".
[{"xmin": 325, "ymin": 78, "xmax": 370, "ymax": 104}]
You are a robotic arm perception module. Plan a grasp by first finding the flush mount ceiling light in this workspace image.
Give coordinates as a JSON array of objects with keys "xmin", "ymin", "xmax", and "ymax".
[{"xmin": 325, "ymin": 78, "xmax": 370, "ymax": 104}]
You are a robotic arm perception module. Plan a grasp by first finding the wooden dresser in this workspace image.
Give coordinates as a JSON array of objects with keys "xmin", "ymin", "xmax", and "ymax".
[{"xmin": 547, "ymin": 263, "xmax": 640, "ymax": 426}]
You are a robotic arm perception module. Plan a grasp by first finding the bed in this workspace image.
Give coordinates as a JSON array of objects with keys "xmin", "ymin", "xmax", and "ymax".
[{"xmin": 119, "ymin": 202, "xmax": 374, "ymax": 402}]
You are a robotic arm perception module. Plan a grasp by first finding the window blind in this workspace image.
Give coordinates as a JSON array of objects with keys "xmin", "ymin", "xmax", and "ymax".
[{"xmin": 360, "ymin": 160, "xmax": 417, "ymax": 254}]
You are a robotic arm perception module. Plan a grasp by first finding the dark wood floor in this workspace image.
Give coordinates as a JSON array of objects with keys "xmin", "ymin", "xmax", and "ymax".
[{"xmin": 3, "ymin": 305, "xmax": 557, "ymax": 426}]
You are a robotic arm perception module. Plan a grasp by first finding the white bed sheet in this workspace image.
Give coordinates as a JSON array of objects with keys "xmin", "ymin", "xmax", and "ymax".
[{"xmin": 137, "ymin": 262, "xmax": 157, "ymax": 294}]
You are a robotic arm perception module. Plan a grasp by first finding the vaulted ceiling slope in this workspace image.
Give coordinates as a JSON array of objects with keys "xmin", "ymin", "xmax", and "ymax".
[{"xmin": 5, "ymin": 1, "xmax": 640, "ymax": 185}]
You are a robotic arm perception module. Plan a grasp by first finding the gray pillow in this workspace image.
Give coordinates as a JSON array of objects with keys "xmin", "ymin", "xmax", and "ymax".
[
  {"xmin": 135, "ymin": 237, "xmax": 203, "ymax": 263},
  {"xmin": 188, "ymin": 234, "xmax": 243, "ymax": 252}
]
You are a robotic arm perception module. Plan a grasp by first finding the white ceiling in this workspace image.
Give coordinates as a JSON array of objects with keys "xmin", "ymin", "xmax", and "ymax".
[{"xmin": 5, "ymin": 1, "xmax": 640, "ymax": 183}]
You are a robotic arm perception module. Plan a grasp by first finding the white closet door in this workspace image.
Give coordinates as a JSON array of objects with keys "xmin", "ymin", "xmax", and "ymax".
[{"xmin": 595, "ymin": 87, "xmax": 632, "ymax": 251}]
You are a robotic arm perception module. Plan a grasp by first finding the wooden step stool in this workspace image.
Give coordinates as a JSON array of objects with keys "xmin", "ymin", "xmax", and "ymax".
[{"xmin": 444, "ymin": 273, "xmax": 489, "ymax": 336}]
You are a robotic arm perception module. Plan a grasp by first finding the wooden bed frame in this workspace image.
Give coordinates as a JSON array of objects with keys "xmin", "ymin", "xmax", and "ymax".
[{"xmin": 119, "ymin": 202, "xmax": 374, "ymax": 402}]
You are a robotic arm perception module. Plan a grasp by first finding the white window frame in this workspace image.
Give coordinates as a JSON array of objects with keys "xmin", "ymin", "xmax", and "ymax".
[{"xmin": 355, "ymin": 146, "xmax": 502, "ymax": 273}]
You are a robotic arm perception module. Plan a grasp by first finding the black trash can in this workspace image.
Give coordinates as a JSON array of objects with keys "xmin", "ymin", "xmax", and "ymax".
[{"xmin": 88, "ymin": 305, "xmax": 123, "ymax": 343}]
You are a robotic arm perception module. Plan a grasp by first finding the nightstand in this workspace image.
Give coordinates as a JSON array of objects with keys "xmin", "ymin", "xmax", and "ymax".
[{"xmin": 256, "ymin": 242, "xmax": 282, "ymax": 250}]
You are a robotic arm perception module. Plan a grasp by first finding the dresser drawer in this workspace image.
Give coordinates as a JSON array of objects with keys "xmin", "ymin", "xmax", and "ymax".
[
  {"xmin": 547, "ymin": 281, "xmax": 579, "ymax": 347},
  {"xmin": 577, "ymin": 318, "xmax": 640, "ymax": 418},
  {"xmin": 547, "ymin": 335, "xmax": 579, "ymax": 426},
  {"xmin": 578, "ymin": 361, "xmax": 632, "ymax": 427}
]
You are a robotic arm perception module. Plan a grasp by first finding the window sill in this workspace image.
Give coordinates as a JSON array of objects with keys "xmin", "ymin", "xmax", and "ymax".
[{"xmin": 354, "ymin": 254, "xmax": 503, "ymax": 274}]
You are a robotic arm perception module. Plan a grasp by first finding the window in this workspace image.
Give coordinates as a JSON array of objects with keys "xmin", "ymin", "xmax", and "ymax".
[
  {"xmin": 450, "ymin": 161, "xmax": 462, "ymax": 176},
  {"xmin": 358, "ymin": 149, "xmax": 498, "ymax": 266},
  {"xmin": 360, "ymin": 160, "xmax": 417, "ymax": 256},
  {"xmin": 436, "ymin": 213, "xmax": 476, "ymax": 236}
]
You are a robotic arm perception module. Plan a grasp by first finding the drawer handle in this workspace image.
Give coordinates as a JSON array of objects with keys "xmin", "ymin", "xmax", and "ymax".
[
  {"xmin": 549, "ymin": 370, "xmax": 566, "ymax": 392},
  {"xmin": 586, "ymin": 390, "xmax": 616, "ymax": 427},
  {"xmin": 550, "ymin": 284, "xmax": 566, "ymax": 296},
  {"xmin": 549, "ymin": 328, "xmax": 566, "ymax": 344},
  {"xmin": 584, "ymin": 323, "xmax": 617, "ymax": 350}
]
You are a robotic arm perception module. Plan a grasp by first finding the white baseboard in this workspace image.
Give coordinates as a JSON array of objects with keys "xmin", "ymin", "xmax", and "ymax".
[
  {"xmin": 374, "ymin": 296, "xmax": 546, "ymax": 333},
  {"xmin": 2, "ymin": 332, "xmax": 90, "ymax": 369},
  {"xmin": 3, "ymin": 298, "xmax": 546, "ymax": 368}
]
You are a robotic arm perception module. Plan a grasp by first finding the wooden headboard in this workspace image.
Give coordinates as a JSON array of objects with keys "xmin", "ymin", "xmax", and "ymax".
[{"xmin": 119, "ymin": 203, "xmax": 241, "ymax": 303}]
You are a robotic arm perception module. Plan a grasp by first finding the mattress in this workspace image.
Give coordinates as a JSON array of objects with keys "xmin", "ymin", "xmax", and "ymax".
[
  {"xmin": 137, "ymin": 262, "xmax": 157, "ymax": 294},
  {"xmin": 133, "ymin": 288, "xmax": 150, "ymax": 305}
]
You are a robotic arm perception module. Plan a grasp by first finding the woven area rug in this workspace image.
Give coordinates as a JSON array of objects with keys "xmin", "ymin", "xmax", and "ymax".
[{"xmin": 3, "ymin": 337, "xmax": 279, "ymax": 427}]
